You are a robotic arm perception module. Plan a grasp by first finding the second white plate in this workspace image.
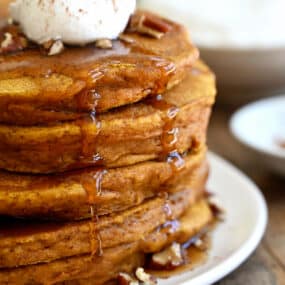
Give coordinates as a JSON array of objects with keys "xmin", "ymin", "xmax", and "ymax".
[
  {"xmin": 158, "ymin": 152, "xmax": 267, "ymax": 285},
  {"xmin": 230, "ymin": 95, "xmax": 285, "ymax": 176}
]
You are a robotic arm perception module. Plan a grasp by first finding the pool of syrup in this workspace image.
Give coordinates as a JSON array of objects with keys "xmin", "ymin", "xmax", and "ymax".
[{"xmin": 147, "ymin": 230, "xmax": 211, "ymax": 279}]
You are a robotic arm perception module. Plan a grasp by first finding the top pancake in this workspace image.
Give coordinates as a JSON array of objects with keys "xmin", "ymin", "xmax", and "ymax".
[{"xmin": 0, "ymin": 11, "xmax": 198, "ymax": 125}]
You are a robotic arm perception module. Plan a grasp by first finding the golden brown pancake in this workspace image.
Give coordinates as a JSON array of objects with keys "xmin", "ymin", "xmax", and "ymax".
[
  {"xmin": 0, "ymin": 199, "xmax": 213, "ymax": 285},
  {"xmin": 0, "ymin": 147, "xmax": 207, "ymax": 220},
  {"xmin": 0, "ymin": 188, "xmax": 205, "ymax": 268},
  {"xmin": 0, "ymin": 60, "xmax": 215, "ymax": 174},
  {"xmin": 0, "ymin": 11, "xmax": 198, "ymax": 125}
]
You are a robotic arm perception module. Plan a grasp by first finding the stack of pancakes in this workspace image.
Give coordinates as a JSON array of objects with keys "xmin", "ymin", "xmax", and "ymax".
[{"xmin": 0, "ymin": 11, "xmax": 216, "ymax": 285}]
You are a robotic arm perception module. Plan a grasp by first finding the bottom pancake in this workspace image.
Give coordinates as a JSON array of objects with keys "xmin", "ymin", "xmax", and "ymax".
[
  {"xmin": 0, "ymin": 185, "xmax": 206, "ymax": 268},
  {"xmin": 0, "ymin": 199, "xmax": 213, "ymax": 285}
]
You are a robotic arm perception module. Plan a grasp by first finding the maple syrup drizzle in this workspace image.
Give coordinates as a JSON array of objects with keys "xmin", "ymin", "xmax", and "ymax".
[
  {"xmin": 167, "ymin": 151, "xmax": 186, "ymax": 171},
  {"xmin": 80, "ymin": 168, "xmax": 107, "ymax": 257},
  {"xmin": 75, "ymin": 88, "xmax": 102, "ymax": 112},
  {"xmin": 146, "ymin": 94, "xmax": 185, "ymax": 172},
  {"xmin": 74, "ymin": 111, "xmax": 103, "ymax": 169},
  {"xmin": 163, "ymin": 202, "xmax": 173, "ymax": 220},
  {"xmin": 159, "ymin": 219, "xmax": 181, "ymax": 234},
  {"xmin": 89, "ymin": 205, "xmax": 103, "ymax": 257}
]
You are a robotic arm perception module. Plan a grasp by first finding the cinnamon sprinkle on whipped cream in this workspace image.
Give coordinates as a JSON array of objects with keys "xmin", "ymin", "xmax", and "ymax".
[{"xmin": 9, "ymin": 0, "xmax": 136, "ymax": 45}]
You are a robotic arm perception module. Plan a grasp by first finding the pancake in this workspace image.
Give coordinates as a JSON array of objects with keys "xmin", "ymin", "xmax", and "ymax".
[
  {"xmin": 0, "ymin": 11, "xmax": 198, "ymax": 125},
  {"xmin": 0, "ymin": 199, "xmax": 213, "ymax": 285},
  {"xmin": 0, "ymin": 147, "xmax": 207, "ymax": 220},
  {"xmin": 0, "ymin": 187, "xmax": 206, "ymax": 268},
  {"xmin": 0, "ymin": 60, "xmax": 216, "ymax": 174}
]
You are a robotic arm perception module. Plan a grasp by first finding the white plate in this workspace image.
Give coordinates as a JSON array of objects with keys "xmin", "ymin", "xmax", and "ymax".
[
  {"xmin": 230, "ymin": 95, "xmax": 285, "ymax": 176},
  {"xmin": 159, "ymin": 152, "xmax": 267, "ymax": 285}
]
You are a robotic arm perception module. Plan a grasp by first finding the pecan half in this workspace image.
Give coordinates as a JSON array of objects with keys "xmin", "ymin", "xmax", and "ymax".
[
  {"xmin": 95, "ymin": 39, "xmax": 113, "ymax": 49},
  {"xmin": 129, "ymin": 13, "xmax": 171, "ymax": 39},
  {"xmin": 140, "ymin": 14, "xmax": 171, "ymax": 34},
  {"xmin": 0, "ymin": 25, "xmax": 28, "ymax": 54}
]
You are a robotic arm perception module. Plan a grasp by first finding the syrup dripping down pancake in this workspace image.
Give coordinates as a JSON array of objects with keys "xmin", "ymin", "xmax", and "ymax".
[
  {"xmin": 0, "ymin": 60, "xmax": 215, "ymax": 173},
  {"xmin": 0, "ymin": 147, "xmax": 207, "ymax": 220},
  {"xmin": 0, "ymin": 189, "xmax": 209, "ymax": 269}
]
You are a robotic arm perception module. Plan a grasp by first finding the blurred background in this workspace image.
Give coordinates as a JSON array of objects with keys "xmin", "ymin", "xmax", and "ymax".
[
  {"xmin": 138, "ymin": 0, "xmax": 285, "ymax": 175},
  {"xmin": 138, "ymin": 0, "xmax": 285, "ymax": 103}
]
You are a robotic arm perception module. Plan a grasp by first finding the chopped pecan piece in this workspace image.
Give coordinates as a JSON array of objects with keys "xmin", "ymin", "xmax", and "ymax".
[
  {"xmin": 47, "ymin": 39, "xmax": 64, "ymax": 56},
  {"xmin": 119, "ymin": 33, "xmax": 135, "ymax": 44},
  {"xmin": 95, "ymin": 39, "xmax": 113, "ymax": 49},
  {"xmin": 129, "ymin": 13, "xmax": 171, "ymax": 39},
  {"xmin": 135, "ymin": 268, "xmax": 157, "ymax": 285},
  {"xmin": 1, "ymin": 32, "xmax": 13, "ymax": 49},
  {"xmin": 0, "ymin": 25, "xmax": 28, "ymax": 54},
  {"xmin": 151, "ymin": 242, "xmax": 184, "ymax": 269},
  {"xmin": 42, "ymin": 40, "xmax": 54, "ymax": 50},
  {"xmin": 117, "ymin": 273, "xmax": 139, "ymax": 285}
]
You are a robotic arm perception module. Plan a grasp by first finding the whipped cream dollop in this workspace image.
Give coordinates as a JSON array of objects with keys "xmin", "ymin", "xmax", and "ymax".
[{"xmin": 9, "ymin": 0, "xmax": 136, "ymax": 45}]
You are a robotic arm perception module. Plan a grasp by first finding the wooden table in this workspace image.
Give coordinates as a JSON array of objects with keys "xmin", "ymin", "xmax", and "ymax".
[{"xmin": 209, "ymin": 96, "xmax": 285, "ymax": 285}]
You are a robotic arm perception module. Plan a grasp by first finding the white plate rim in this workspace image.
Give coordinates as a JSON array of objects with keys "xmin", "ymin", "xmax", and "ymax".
[
  {"xmin": 229, "ymin": 95, "xmax": 285, "ymax": 159},
  {"xmin": 159, "ymin": 151, "xmax": 268, "ymax": 285}
]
